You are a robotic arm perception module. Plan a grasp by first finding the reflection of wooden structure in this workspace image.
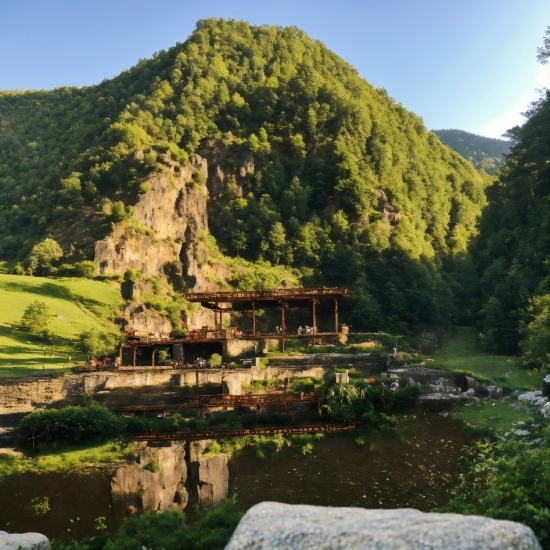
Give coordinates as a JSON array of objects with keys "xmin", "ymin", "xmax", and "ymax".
[
  {"xmin": 112, "ymin": 391, "xmax": 321, "ymax": 418},
  {"xmin": 185, "ymin": 288, "xmax": 349, "ymax": 336},
  {"xmin": 133, "ymin": 423, "xmax": 357, "ymax": 442}
]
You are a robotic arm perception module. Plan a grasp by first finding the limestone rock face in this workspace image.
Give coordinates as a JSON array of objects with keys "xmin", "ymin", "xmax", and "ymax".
[
  {"xmin": 95, "ymin": 153, "xmax": 208, "ymax": 280},
  {"xmin": 225, "ymin": 503, "xmax": 542, "ymax": 550},
  {"xmin": 0, "ymin": 531, "xmax": 49, "ymax": 550},
  {"xmin": 111, "ymin": 442, "xmax": 188, "ymax": 516},
  {"xmin": 189, "ymin": 453, "xmax": 229, "ymax": 510},
  {"xmin": 111, "ymin": 440, "xmax": 229, "ymax": 516}
]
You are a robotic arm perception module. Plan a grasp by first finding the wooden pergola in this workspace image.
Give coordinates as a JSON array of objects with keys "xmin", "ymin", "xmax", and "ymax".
[{"xmin": 185, "ymin": 287, "xmax": 349, "ymax": 336}]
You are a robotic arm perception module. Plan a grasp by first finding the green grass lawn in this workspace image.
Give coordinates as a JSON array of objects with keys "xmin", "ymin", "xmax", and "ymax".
[
  {"xmin": 0, "ymin": 274, "xmax": 122, "ymax": 377},
  {"xmin": 453, "ymin": 399, "xmax": 532, "ymax": 434},
  {"xmin": 426, "ymin": 326, "xmax": 537, "ymax": 392},
  {"xmin": 0, "ymin": 439, "xmax": 136, "ymax": 479}
]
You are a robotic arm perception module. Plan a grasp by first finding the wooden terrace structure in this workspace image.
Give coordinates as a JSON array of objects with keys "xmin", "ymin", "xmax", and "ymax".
[
  {"xmin": 112, "ymin": 391, "xmax": 322, "ymax": 418},
  {"xmin": 185, "ymin": 287, "xmax": 349, "ymax": 336}
]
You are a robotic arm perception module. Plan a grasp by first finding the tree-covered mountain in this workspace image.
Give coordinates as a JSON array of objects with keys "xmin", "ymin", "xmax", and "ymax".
[
  {"xmin": 470, "ymin": 90, "xmax": 550, "ymax": 359},
  {"xmin": 0, "ymin": 19, "xmax": 489, "ymax": 332},
  {"xmin": 432, "ymin": 129, "xmax": 510, "ymax": 174}
]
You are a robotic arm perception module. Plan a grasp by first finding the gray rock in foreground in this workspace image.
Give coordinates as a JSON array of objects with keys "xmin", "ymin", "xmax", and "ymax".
[
  {"xmin": 224, "ymin": 503, "xmax": 541, "ymax": 550},
  {"xmin": 0, "ymin": 531, "xmax": 49, "ymax": 550}
]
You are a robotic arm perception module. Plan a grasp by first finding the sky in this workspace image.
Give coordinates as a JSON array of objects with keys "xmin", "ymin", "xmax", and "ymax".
[{"xmin": 0, "ymin": 0, "xmax": 548, "ymax": 138}]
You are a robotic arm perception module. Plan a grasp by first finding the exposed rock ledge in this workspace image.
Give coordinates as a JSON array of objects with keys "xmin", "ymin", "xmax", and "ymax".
[
  {"xmin": 0, "ymin": 531, "xmax": 49, "ymax": 550},
  {"xmin": 111, "ymin": 440, "xmax": 228, "ymax": 517},
  {"xmin": 225, "ymin": 502, "xmax": 541, "ymax": 550}
]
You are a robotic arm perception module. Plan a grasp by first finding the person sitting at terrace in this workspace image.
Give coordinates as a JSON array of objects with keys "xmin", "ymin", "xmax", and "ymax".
[{"xmin": 390, "ymin": 379, "xmax": 400, "ymax": 392}]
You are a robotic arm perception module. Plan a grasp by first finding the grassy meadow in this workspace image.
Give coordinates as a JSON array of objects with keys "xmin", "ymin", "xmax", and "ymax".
[
  {"xmin": 427, "ymin": 326, "xmax": 537, "ymax": 392},
  {"xmin": 0, "ymin": 273, "xmax": 122, "ymax": 377}
]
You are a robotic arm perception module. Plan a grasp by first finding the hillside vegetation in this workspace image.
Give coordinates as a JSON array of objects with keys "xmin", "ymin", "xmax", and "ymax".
[
  {"xmin": 0, "ymin": 273, "xmax": 121, "ymax": 376},
  {"xmin": 0, "ymin": 19, "xmax": 490, "ymax": 333},
  {"xmin": 432, "ymin": 129, "xmax": 510, "ymax": 174},
  {"xmin": 470, "ymin": 91, "xmax": 550, "ymax": 359}
]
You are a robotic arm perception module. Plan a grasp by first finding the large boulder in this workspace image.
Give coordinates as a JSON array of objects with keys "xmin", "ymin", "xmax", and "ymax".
[
  {"xmin": 0, "ymin": 531, "xmax": 49, "ymax": 550},
  {"xmin": 224, "ymin": 502, "xmax": 541, "ymax": 550}
]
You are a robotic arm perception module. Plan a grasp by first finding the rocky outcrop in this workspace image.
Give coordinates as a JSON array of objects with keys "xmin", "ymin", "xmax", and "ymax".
[
  {"xmin": 111, "ymin": 442, "xmax": 188, "ymax": 516},
  {"xmin": 225, "ymin": 502, "xmax": 542, "ymax": 550},
  {"xmin": 0, "ymin": 531, "xmax": 49, "ymax": 550},
  {"xmin": 375, "ymin": 189, "xmax": 401, "ymax": 224},
  {"xmin": 95, "ymin": 152, "xmax": 209, "ymax": 279},
  {"xmin": 94, "ymin": 151, "xmax": 231, "ymax": 331},
  {"xmin": 111, "ymin": 440, "xmax": 228, "ymax": 517},
  {"xmin": 188, "ymin": 452, "xmax": 229, "ymax": 510}
]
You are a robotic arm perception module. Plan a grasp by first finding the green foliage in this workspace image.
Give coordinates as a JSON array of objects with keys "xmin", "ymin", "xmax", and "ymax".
[
  {"xmin": 439, "ymin": 430, "xmax": 550, "ymax": 548},
  {"xmin": 123, "ymin": 268, "xmax": 140, "ymax": 282},
  {"xmin": 78, "ymin": 328, "xmax": 121, "ymax": 357},
  {"xmin": 25, "ymin": 238, "xmax": 63, "ymax": 276},
  {"xmin": 28, "ymin": 496, "xmax": 50, "ymax": 516},
  {"xmin": 433, "ymin": 129, "xmax": 509, "ymax": 174},
  {"xmin": 519, "ymin": 294, "xmax": 550, "ymax": 369},
  {"xmin": 209, "ymin": 353, "xmax": 222, "ymax": 366},
  {"xmin": 20, "ymin": 300, "xmax": 50, "ymax": 332},
  {"xmin": 18, "ymin": 405, "xmax": 125, "ymax": 444},
  {"xmin": 472, "ymin": 90, "xmax": 550, "ymax": 355},
  {"xmin": 323, "ymin": 379, "xmax": 419, "ymax": 422},
  {"xmin": 144, "ymin": 459, "xmax": 160, "ymax": 473},
  {"xmin": 156, "ymin": 349, "xmax": 171, "ymax": 365}
]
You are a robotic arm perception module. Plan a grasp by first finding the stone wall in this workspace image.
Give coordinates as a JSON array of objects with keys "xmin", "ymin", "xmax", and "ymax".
[{"xmin": 0, "ymin": 365, "xmax": 328, "ymax": 414}]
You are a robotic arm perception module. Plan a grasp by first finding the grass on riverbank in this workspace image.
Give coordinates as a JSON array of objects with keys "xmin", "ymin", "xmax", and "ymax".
[
  {"xmin": 0, "ymin": 439, "xmax": 135, "ymax": 479},
  {"xmin": 453, "ymin": 399, "xmax": 532, "ymax": 434},
  {"xmin": 0, "ymin": 274, "xmax": 122, "ymax": 378},
  {"xmin": 425, "ymin": 326, "xmax": 537, "ymax": 392}
]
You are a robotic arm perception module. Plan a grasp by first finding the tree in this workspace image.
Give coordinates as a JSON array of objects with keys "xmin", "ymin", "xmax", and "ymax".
[
  {"xmin": 78, "ymin": 329, "xmax": 120, "ymax": 357},
  {"xmin": 26, "ymin": 238, "xmax": 63, "ymax": 276},
  {"xmin": 536, "ymin": 25, "xmax": 550, "ymax": 64},
  {"xmin": 20, "ymin": 301, "xmax": 50, "ymax": 332}
]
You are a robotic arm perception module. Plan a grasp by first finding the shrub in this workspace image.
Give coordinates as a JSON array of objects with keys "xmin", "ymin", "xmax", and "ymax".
[
  {"xmin": 209, "ymin": 353, "xmax": 222, "ymax": 367},
  {"xmin": 18, "ymin": 405, "xmax": 125, "ymax": 445},
  {"xmin": 20, "ymin": 301, "xmax": 50, "ymax": 332},
  {"xmin": 78, "ymin": 329, "xmax": 120, "ymax": 357}
]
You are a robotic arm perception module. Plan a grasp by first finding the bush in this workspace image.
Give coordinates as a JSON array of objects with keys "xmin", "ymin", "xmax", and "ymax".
[
  {"xmin": 78, "ymin": 328, "xmax": 120, "ymax": 357},
  {"xmin": 18, "ymin": 405, "xmax": 125, "ymax": 445},
  {"xmin": 51, "ymin": 499, "xmax": 243, "ymax": 550},
  {"xmin": 209, "ymin": 353, "xmax": 222, "ymax": 367},
  {"xmin": 20, "ymin": 301, "xmax": 50, "ymax": 332}
]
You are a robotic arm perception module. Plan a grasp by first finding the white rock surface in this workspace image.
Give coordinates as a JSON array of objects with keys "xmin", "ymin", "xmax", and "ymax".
[
  {"xmin": 0, "ymin": 531, "xmax": 49, "ymax": 550},
  {"xmin": 225, "ymin": 502, "xmax": 541, "ymax": 550}
]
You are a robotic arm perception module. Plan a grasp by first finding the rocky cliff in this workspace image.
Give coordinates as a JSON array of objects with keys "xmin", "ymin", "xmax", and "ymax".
[
  {"xmin": 111, "ymin": 440, "xmax": 228, "ymax": 517},
  {"xmin": 94, "ymin": 151, "xmax": 231, "ymax": 332}
]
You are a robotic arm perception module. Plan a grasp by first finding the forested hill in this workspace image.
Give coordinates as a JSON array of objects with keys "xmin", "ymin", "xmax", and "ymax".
[
  {"xmin": 432, "ymin": 129, "xmax": 510, "ymax": 174},
  {"xmin": 0, "ymin": 19, "xmax": 489, "ymax": 332},
  {"xmin": 470, "ymin": 90, "xmax": 550, "ymax": 360}
]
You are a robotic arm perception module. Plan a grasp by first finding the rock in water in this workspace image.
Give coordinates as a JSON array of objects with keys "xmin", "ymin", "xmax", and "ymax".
[
  {"xmin": 0, "ymin": 531, "xmax": 49, "ymax": 550},
  {"xmin": 224, "ymin": 503, "xmax": 541, "ymax": 550}
]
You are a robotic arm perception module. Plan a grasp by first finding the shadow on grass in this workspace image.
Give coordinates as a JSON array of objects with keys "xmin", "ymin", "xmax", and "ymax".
[{"xmin": 0, "ymin": 278, "xmax": 116, "ymax": 310}]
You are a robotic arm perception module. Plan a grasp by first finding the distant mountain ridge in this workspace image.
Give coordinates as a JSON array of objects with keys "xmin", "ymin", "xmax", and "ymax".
[{"xmin": 432, "ymin": 129, "xmax": 510, "ymax": 174}]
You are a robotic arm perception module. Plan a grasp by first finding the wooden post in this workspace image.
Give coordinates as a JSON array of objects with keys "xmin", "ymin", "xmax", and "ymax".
[
  {"xmin": 334, "ymin": 298, "xmax": 339, "ymax": 334},
  {"xmin": 152, "ymin": 349, "xmax": 155, "ymax": 368},
  {"xmin": 312, "ymin": 299, "xmax": 317, "ymax": 334},
  {"xmin": 281, "ymin": 301, "xmax": 285, "ymax": 334},
  {"xmin": 252, "ymin": 300, "xmax": 256, "ymax": 336},
  {"xmin": 317, "ymin": 398, "xmax": 322, "ymax": 416},
  {"xmin": 256, "ymin": 404, "xmax": 261, "ymax": 420},
  {"xmin": 133, "ymin": 346, "xmax": 137, "ymax": 367},
  {"xmin": 119, "ymin": 344, "xmax": 123, "ymax": 366}
]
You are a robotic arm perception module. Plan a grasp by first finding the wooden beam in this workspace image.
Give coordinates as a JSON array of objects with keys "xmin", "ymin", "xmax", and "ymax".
[
  {"xmin": 312, "ymin": 299, "xmax": 317, "ymax": 334},
  {"xmin": 335, "ymin": 298, "xmax": 339, "ymax": 334},
  {"xmin": 252, "ymin": 300, "xmax": 256, "ymax": 336}
]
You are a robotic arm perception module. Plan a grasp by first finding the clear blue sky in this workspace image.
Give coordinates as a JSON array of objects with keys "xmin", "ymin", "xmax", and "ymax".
[{"xmin": 0, "ymin": 0, "xmax": 548, "ymax": 138}]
